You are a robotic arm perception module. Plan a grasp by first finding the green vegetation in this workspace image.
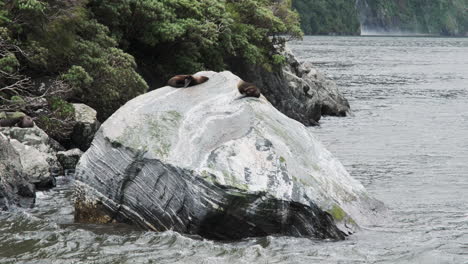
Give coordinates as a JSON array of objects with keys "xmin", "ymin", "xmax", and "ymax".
[
  {"xmin": 327, "ymin": 204, "xmax": 346, "ymax": 221},
  {"xmin": 88, "ymin": 0, "xmax": 302, "ymax": 84},
  {"xmin": 2, "ymin": 0, "xmax": 464, "ymax": 147},
  {"xmin": 293, "ymin": 0, "xmax": 467, "ymax": 36},
  {"xmin": 1, "ymin": 0, "xmax": 147, "ymax": 121},
  {"xmin": 360, "ymin": 0, "xmax": 468, "ymax": 36},
  {"xmin": 292, "ymin": 0, "xmax": 360, "ymax": 35},
  {"xmin": 1, "ymin": 0, "xmax": 301, "ymax": 131}
]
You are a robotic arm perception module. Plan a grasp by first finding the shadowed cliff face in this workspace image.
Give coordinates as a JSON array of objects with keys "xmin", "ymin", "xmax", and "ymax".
[
  {"xmin": 227, "ymin": 46, "xmax": 350, "ymax": 126},
  {"xmin": 74, "ymin": 71, "xmax": 382, "ymax": 240},
  {"xmin": 292, "ymin": 0, "xmax": 361, "ymax": 35},
  {"xmin": 292, "ymin": 0, "xmax": 467, "ymax": 36},
  {"xmin": 356, "ymin": 0, "xmax": 468, "ymax": 36}
]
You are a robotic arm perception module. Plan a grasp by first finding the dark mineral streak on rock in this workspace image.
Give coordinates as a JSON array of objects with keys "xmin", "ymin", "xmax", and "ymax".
[
  {"xmin": 76, "ymin": 136, "xmax": 345, "ymax": 240},
  {"xmin": 198, "ymin": 191, "xmax": 346, "ymax": 240}
]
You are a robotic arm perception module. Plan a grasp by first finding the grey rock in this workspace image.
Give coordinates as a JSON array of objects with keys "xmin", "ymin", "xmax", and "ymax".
[
  {"xmin": 0, "ymin": 133, "xmax": 36, "ymax": 210},
  {"xmin": 71, "ymin": 103, "xmax": 100, "ymax": 151},
  {"xmin": 0, "ymin": 126, "xmax": 62, "ymax": 189},
  {"xmin": 282, "ymin": 47, "xmax": 350, "ymax": 117},
  {"xmin": 75, "ymin": 71, "xmax": 382, "ymax": 240},
  {"xmin": 9, "ymin": 139, "xmax": 55, "ymax": 189},
  {"xmin": 57, "ymin": 148, "xmax": 83, "ymax": 171}
]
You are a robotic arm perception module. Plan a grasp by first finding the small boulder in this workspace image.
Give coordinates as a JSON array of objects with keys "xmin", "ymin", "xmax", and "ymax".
[
  {"xmin": 0, "ymin": 133, "xmax": 36, "ymax": 210},
  {"xmin": 57, "ymin": 148, "xmax": 83, "ymax": 172},
  {"xmin": 71, "ymin": 103, "xmax": 100, "ymax": 151},
  {"xmin": 0, "ymin": 126, "xmax": 63, "ymax": 189},
  {"xmin": 9, "ymin": 139, "xmax": 56, "ymax": 189}
]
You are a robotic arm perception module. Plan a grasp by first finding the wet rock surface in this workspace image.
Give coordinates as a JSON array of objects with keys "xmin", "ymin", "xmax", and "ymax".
[
  {"xmin": 0, "ymin": 126, "xmax": 63, "ymax": 189},
  {"xmin": 71, "ymin": 103, "xmax": 100, "ymax": 151},
  {"xmin": 0, "ymin": 134, "xmax": 36, "ymax": 210},
  {"xmin": 57, "ymin": 148, "xmax": 83, "ymax": 172},
  {"xmin": 75, "ymin": 71, "xmax": 381, "ymax": 240}
]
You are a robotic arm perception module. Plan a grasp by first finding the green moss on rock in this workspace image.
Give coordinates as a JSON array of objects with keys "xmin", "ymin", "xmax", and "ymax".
[{"xmin": 328, "ymin": 204, "xmax": 346, "ymax": 221}]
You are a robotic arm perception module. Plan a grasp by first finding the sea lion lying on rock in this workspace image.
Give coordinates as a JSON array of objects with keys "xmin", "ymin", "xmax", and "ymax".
[
  {"xmin": 0, "ymin": 116, "xmax": 34, "ymax": 128},
  {"xmin": 167, "ymin": 75, "xmax": 209, "ymax": 88},
  {"xmin": 18, "ymin": 116, "xmax": 34, "ymax": 128},
  {"xmin": 0, "ymin": 117, "xmax": 21, "ymax": 127},
  {"xmin": 237, "ymin": 80, "xmax": 261, "ymax": 98}
]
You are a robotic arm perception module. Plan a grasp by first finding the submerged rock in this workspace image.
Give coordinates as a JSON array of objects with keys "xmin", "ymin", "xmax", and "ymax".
[
  {"xmin": 75, "ymin": 71, "xmax": 381, "ymax": 240},
  {"xmin": 0, "ymin": 134, "xmax": 36, "ymax": 210}
]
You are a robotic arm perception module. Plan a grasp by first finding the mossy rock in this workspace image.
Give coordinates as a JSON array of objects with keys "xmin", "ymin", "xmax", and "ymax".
[{"xmin": 0, "ymin": 112, "xmax": 26, "ymax": 120}]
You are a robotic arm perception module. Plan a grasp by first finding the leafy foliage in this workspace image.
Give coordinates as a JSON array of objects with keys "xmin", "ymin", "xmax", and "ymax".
[
  {"xmin": 292, "ymin": 0, "xmax": 361, "ymax": 35},
  {"xmin": 1, "ymin": 0, "xmax": 301, "ymax": 125},
  {"xmin": 89, "ymin": 0, "xmax": 302, "ymax": 84},
  {"xmin": 293, "ymin": 0, "xmax": 467, "ymax": 36},
  {"xmin": 358, "ymin": 0, "xmax": 467, "ymax": 36},
  {"xmin": 1, "ymin": 0, "xmax": 148, "ymax": 120},
  {"xmin": 0, "ymin": 0, "xmax": 303, "ymax": 144}
]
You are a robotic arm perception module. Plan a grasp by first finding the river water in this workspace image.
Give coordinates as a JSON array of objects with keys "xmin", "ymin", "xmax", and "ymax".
[{"xmin": 1, "ymin": 36, "xmax": 467, "ymax": 263}]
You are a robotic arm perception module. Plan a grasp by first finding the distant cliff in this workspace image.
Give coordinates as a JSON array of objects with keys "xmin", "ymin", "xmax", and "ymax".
[
  {"xmin": 292, "ymin": 0, "xmax": 360, "ymax": 35},
  {"xmin": 293, "ymin": 0, "xmax": 468, "ymax": 36},
  {"xmin": 357, "ymin": 0, "xmax": 468, "ymax": 36}
]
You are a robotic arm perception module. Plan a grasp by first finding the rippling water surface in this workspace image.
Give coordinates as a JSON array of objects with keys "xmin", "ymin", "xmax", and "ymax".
[{"xmin": 1, "ymin": 36, "xmax": 467, "ymax": 263}]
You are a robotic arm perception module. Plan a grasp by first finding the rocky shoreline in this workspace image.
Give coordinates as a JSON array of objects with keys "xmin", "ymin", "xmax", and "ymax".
[
  {"xmin": 0, "ymin": 50, "xmax": 378, "ymax": 241},
  {"xmin": 0, "ymin": 103, "xmax": 100, "ymax": 210},
  {"xmin": 229, "ymin": 45, "xmax": 350, "ymax": 126}
]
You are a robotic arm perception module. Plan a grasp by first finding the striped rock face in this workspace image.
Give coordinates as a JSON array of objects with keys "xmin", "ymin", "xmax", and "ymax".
[{"xmin": 74, "ymin": 71, "xmax": 382, "ymax": 240}]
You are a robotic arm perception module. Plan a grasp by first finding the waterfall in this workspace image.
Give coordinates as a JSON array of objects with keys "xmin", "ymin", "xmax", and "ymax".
[{"xmin": 354, "ymin": 0, "xmax": 427, "ymax": 36}]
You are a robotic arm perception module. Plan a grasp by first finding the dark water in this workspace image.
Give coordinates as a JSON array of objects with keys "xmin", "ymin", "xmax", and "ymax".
[{"xmin": 1, "ymin": 36, "xmax": 467, "ymax": 263}]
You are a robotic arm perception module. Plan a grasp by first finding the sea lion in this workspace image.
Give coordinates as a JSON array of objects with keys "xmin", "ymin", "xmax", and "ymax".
[
  {"xmin": 0, "ymin": 117, "xmax": 21, "ymax": 127},
  {"xmin": 167, "ymin": 75, "xmax": 209, "ymax": 88},
  {"xmin": 18, "ymin": 116, "xmax": 34, "ymax": 128},
  {"xmin": 237, "ymin": 80, "xmax": 261, "ymax": 98},
  {"xmin": 0, "ymin": 116, "xmax": 34, "ymax": 128}
]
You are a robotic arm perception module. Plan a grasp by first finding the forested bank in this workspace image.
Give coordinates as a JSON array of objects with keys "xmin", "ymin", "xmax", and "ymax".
[
  {"xmin": 0, "ymin": 0, "xmax": 301, "ymax": 131},
  {"xmin": 292, "ymin": 0, "xmax": 360, "ymax": 35},
  {"xmin": 357, "ymin": 0, "xmax": 467, "ymax": 36},
  {"xmin": 293, "ymin": 0, "xmax": 468, "ymax": 36}
]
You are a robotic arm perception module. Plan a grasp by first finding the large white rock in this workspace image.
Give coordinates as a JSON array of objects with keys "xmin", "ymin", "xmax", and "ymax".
[{"xmin": 75, "ymin": 71, "xmax": 382, "ymax": 240}]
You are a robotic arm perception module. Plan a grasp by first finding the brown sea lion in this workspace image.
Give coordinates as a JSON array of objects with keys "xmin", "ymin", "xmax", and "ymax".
[
  {"xmin": 0, "ymin": 116, "xmax": 34, "ymax": 128},
  {"xmin": 0, "ymin": 117, "xmax": 21, "ymax": 127},
  {"xmin": 237, "ymin": 80, "xmax": 261, "ymax": 98},
  {"xmin": 18, "ymin": 116, "xmax": 34, "ymax": 128},
  {"xmin": 167, "ymin": 75, "xmax": 209, "ymax": 88}
]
